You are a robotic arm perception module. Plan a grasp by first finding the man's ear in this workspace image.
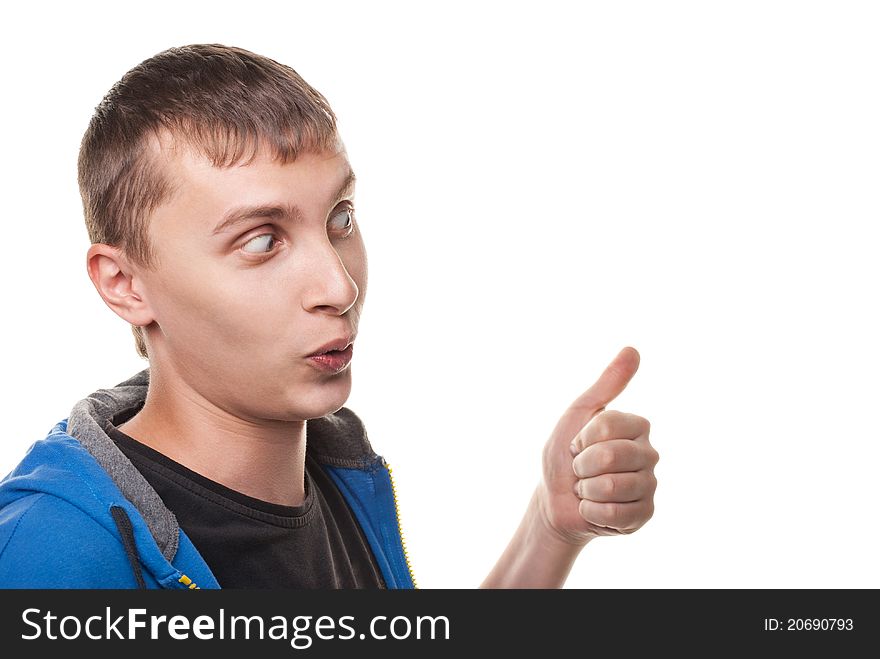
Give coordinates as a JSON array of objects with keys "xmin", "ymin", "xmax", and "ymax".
[{"xmin": 86, "ymin": 243, "xmax": 156, "ymax": 328}]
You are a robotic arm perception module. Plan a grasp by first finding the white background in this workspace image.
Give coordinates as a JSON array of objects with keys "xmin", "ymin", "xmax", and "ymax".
[{"xmin": 1, "ymin": 1, "xmax": 878, "ymax": 588}]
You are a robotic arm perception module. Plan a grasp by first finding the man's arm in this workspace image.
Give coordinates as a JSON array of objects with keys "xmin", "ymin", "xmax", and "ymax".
[{"xmin": 481, "ymin": 347, "xmax": 659, "ymax": 589}]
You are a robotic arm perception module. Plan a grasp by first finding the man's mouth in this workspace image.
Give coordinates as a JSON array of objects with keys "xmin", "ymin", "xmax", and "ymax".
[{"xmin": 307, "ymin": 344, "xmax": 354, "ymax": 373}]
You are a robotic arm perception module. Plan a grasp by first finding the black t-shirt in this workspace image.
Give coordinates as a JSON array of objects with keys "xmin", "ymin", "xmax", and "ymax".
[{"xmin": 105, "ymin": 409, "xmax": 386, "ymax": 589}]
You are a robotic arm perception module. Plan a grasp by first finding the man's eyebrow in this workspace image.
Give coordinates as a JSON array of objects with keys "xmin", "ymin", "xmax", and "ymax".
[{"xmin": 210, "ymin": 167, "xmax": 357, "ymax": 236}]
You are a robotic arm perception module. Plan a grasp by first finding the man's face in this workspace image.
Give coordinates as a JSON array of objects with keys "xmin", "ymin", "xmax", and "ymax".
[{"xmin": 136, "ymin": 141, "xmax": 367, "ymax": 423}]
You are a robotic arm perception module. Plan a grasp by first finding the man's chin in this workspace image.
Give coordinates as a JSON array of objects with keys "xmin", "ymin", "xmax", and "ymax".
[{"xmin": 297, "ymin": 377, "xmax": 353, "ymax": 419}]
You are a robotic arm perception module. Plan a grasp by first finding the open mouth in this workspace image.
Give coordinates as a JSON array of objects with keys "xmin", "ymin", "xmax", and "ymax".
[{"xmin": 307, "ymin": 344, "xmax": 354, "ymax": 372}]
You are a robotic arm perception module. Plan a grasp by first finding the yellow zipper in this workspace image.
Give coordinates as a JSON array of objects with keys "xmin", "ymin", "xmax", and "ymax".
[{"xmin": 385, "ymin": 461, "xmax": 418, "ymax": 589}]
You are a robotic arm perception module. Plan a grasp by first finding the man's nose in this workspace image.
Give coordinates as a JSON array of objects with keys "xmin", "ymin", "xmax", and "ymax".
[{"xmin": 299, "ymin": 239, "xmax": 359, "ymax": 315}]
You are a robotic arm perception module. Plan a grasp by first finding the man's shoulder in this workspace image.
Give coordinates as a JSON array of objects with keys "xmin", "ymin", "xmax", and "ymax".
[
  {"xmin": 0, "ymin": 492, "xmax": 138, "ymax": 588},
  {"xmin": 0, "ymin": 426, "xmax": 150, "ymax": 588},
  {"xmin": 0, "ymin": 491, "xmax": 109, "ymax": 550}
]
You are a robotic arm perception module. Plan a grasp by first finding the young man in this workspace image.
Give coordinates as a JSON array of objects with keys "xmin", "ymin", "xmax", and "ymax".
[{"xmin": 0, "ymin": 44, "xmax": 659, "ymax": 589}]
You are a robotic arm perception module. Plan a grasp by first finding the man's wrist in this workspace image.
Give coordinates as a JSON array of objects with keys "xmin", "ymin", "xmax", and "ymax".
[
  {"xmin": 531, "ymin": 484, "xmax": 595, "ymax": 553},
  {"xmin": 507, "ymin": 485, "xmax": 590, "ymax": 587},
  {"xmin": 480, "ymin": 485, "xmax": 592, "ymax": 588}
]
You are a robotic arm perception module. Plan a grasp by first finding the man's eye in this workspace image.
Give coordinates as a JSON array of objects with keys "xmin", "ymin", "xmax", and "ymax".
[
  {"xmin": 242, "ymin": 233, "xmax": 276, "ymax": 254},
  {"xmin": 331, "ymin": 206, "xmax": 354, "ymax": 232}
]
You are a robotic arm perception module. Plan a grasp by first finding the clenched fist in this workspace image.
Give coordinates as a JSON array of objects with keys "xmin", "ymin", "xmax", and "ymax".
[{"xmin": 538, "ymin": 346, "xmax": 659, "ymax": 545}]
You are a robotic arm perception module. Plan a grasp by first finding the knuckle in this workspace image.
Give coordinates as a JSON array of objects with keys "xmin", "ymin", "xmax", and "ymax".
[
  {"xmin": 598, "ymin": 446, "xmax": 617, "ymax": 472},
  {"xmin": 603, "ymin": 474, "xmax": 617, "ymax": 498},
  {"xmin": 595, "ymin": 415, "xmax": 613, "ymax": 441},
  {"xmin": 643, "ymin": 445, "xmax": 660, "ymax": 466},
  {"xmin": 603, "ymin": 409, "xmax": 622, "ymax": 422},
  {"xmin": 605, "ymin": 502, "xmax": 620, "ymax": 522}
]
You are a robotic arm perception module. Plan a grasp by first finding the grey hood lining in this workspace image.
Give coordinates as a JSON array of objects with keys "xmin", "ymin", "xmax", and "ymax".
[
  {"xmin": 65, "ymin": 367, "xmax": 381, "ymax": 563},
  {"xmin": 67, "ymin": 369, "xmax": 179, "ymax": 561}
]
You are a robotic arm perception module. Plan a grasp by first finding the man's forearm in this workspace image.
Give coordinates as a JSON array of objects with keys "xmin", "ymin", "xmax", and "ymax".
[{"xmin": 480, "ymin": 486, "xmax": 592, "ymax": 588}]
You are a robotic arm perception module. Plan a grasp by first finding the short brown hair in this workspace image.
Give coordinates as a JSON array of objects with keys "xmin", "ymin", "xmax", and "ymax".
[{"xmin": 78, "ymin": 44, "xmax": 340, "ymax": 359}]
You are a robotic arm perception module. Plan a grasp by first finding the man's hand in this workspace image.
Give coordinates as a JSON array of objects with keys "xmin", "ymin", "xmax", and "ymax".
[
  {"xmin": 480, "ymin": 346, "xmax": 659, "ymax": 587},
  {"xmin": 537, "ymin": 346, "xmax": 659, "ymax": 546}
]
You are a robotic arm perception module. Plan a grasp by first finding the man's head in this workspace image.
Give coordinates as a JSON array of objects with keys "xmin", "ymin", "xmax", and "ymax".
[{"xmin": 80, "ymin": 44, "xmax": 367, "ymax": 421}]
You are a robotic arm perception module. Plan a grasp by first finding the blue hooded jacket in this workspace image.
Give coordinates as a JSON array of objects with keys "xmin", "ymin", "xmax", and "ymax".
[{"xmin": 0, "ymin": 369, "xmax": 416, "ymax": 589}]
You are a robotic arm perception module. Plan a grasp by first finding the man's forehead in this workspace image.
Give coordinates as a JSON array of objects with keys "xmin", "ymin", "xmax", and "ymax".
[
  {"xmin": 147, "ymin": 128, "xmax": 345, "ymax": 170},
  {"xmin": 143, "ymin": 128, "xmax": 351, "ymax": 204}
]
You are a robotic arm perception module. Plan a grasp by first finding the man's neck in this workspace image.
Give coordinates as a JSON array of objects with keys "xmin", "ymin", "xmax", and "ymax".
[{"xmin": 116, "ymin": 373, "xmax": 307, "ymax": 507}]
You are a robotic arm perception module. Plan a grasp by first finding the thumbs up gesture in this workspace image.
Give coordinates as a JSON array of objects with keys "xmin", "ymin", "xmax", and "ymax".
[{"xmin": 538, "ymin": 347, "xmax": 659, "ymax": 545}]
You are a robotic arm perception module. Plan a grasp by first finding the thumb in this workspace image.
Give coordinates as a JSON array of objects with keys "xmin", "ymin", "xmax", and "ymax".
[{"xmin": 563, "ymin": 346, "xmax": 640, "ymax": 434}]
